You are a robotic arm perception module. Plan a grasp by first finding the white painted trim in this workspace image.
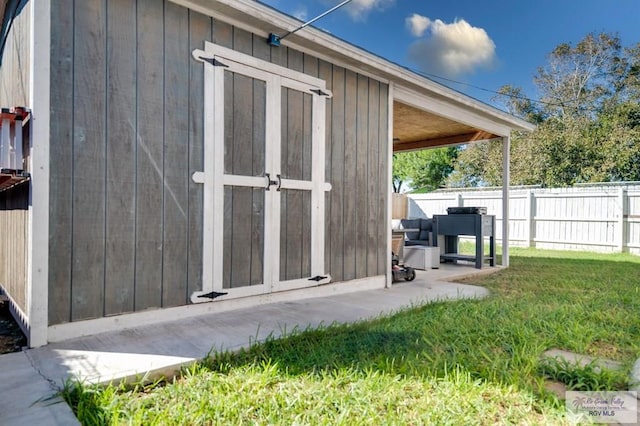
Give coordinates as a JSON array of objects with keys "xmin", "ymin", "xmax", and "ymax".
[
  {"xmin": 202, "ymin": 41, "xmax": 327, "ymax": 90},
  {"xmin": 198, "ymin": 49, "xmax": 217, "ymax": 297},
  {"xmin": 222, "ymin": 174, "xmax": 269, "ymax": 188},
  {"xmin": 386, "ymin": 83, "xmax": 394, "ymax": 289},
  {"xmin": 266, "ymin": 75, "xmax": 280, "ymax": 289},
  {"xmin": 170, "ymin": 0, "xmax": 535, "ymax": 133},
  {"xmin": 26, "ymin": 0, "xmax": 51, "ymax": 348},
  {"xmin": 48, "ymin": 275, "xmax": 386, "ymax": 343},
  {"xmin": 194, "ymin": 42, "xmax": 331, "ymax": 301},
  {"xmin": 394, "ymin": 85, "xmax": 512, "ymax": 138},
  {"xmin": 191, "ymin": 171, "xmax": 205, "ymax": 184},
  {"xmin": 310, "ymin": 90, "xmax": 326, "ymax": 278},
  {"xmin": 272, "ymin": 275, "xmax": 332, "ymax": 293},
  {"xmin": 501, "ymin": 135, "xmax": 511, "ymax": 267}
]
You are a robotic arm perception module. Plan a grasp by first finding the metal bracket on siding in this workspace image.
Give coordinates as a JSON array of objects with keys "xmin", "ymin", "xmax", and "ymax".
[
  {"xmin": 308, "ymin": 275, "xmax": 328, "ymax": 282},
  {"xmin": 197, "ymin": 291, "xmax": 228, "ymax": 300},
  {"xmin": 196, "ymin": 55, "xmax": 229, "ymax": 68},
  {"xmin": 310, "ymin": 88, "xmax": 331, "ymax": 97}
]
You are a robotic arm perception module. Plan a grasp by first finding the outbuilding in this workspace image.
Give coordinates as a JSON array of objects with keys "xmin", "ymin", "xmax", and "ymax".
[{"xmin": 0, "ymin": 0, "xmax": 535, "ymax": 347}]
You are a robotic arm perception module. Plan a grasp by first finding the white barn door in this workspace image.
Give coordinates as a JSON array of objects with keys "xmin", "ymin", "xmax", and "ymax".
[{"xmin": 191, "ymin": 43, "xmax": 332, "ymax": 303}]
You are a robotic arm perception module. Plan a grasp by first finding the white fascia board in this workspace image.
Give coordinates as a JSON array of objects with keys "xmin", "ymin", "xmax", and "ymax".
[{"xmin": 170, "ymin": 0, "xmax": 536, "ymax": 134}]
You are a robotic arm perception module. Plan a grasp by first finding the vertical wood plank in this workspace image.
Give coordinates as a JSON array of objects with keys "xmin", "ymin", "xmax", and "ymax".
[
  {"xmin": 329, "ymin": 65, "xmax": 345, "ymax": 282},
  {"xmin": 222, "ymin": 70, "xmax": 233, "ymax": 289},
  {"xmin": 281, "ymin": 49, "xmax": 304, "ymax": 280},
  {"xmin": 135, "ymin": 0, "xmax": 164, "ymax": 310},
  {"xmin": 228, "ymin": 73, "xmax": 254, "ymax": 287},
  {"xmin": 212, "ymin": 19, "xmax": 233, "ymax": 48},
  {"xmin": 48, "ymin": 0, "xmax": 74, "ymax": 324},
  {"xmin": 252, "ymin": 32, "xmax": 271, "ymax": 62},
  {"xmin": 377, "ymin": 83, "xmax": 389, "ymax": 275},
  {"xmin": 366, "ymin": 80, "xmax": 380, "ymax": 277},
  {"xmin": 162, "ymin": 1, "xmax": 190, "ymax": 307},
  {"xmin": 233, "ymin": 27, "xmax": 253, "ymax": 55},
  {"xmin": 355, "ymin": 74, "xmax": 369, "ymax": 279},
  {"xmin": 187, "ymin": 10, "xmax": 211, "ymax": 297},
  {"xmin": 342, "ymin": 69, "xmax": 357, "ymax": 281},
  {"xmin": 104, "ymin": 0, "xmax": 136, "ymax": 316},
  {"xmin": 72, "ymin": 0, "xmax": 107, "ymax": 321},
  {"xmin": 251, "ymin": 79, "xmax": 266, "ymax": 285}
]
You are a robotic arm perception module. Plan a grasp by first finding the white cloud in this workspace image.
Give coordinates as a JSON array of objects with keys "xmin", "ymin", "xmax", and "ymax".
[
  {"xmin": 407, "ymin": 17, "xmax": 496, "ymax": 77},
  {"xmin": 406, "ymin": 13, "xmax": 431, "ymax": 37},
  {"xmin": 341, "ymin": 0, "xmax": 395, "ymax": 21},
  {"xmin": 293, "ymin": 7, "xmax": 308, "ymax": 21}
]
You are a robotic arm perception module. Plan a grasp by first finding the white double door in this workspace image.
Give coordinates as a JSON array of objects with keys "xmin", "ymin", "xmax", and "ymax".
[{"xmin": 193, "ymin": 43, "xmax": 331, "ymax": 302}]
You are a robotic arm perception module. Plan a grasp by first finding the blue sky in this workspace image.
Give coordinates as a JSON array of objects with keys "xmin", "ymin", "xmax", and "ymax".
[{"xmin": 259, "ymin": 0, "xmax": 640, "ymax": 109}]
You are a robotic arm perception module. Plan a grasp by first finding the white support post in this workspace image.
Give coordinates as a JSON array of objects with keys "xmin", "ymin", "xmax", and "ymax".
[
  {"xmin": 28, "ymin": 0, "xmax": 51, "ymax": 347},
  {"xmin": 456, "ymin": 193, "xmax": 463, "ymax": 207},
  {"xmin": 501, "ymin": 135, "xmax": 510, "ymax": 267}
]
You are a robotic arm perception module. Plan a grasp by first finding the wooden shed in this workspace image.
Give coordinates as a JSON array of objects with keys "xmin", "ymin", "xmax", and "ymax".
[{"xmin": 0, "ymin": 0, "xmax": 534, "ymax": 347}]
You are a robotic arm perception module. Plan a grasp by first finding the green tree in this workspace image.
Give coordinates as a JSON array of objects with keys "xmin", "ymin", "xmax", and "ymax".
[
  {"xmin": 450, "ymin": 32, "xmax": 640, "ymax": 188},
  {"xmin": 392, "ymin": 147, "xmax": 458, "ymax": 193}
]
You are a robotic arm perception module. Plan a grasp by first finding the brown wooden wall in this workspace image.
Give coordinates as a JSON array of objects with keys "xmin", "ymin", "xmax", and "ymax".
[
  {"xmin": 0, "ymin": 2, "xmax": 30, "ymax": 107},
  {"xmin": 0, "ymin": 184, "xmax": 29, "ymax": 314},
  {"xmin": 48, "ymin": 0, "xmax": 389, "ymax": 325}
]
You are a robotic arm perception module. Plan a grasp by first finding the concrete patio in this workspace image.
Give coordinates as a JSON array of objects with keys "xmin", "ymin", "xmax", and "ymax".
[{"xmin": 0, "ymin": 264, "xmax": 494, "ymax": 425}]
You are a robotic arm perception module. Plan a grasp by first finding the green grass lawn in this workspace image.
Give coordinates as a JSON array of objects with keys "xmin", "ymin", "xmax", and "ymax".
[{"xmin": 64, "ymin": 248, "xmax": 640, "ymax": 425}]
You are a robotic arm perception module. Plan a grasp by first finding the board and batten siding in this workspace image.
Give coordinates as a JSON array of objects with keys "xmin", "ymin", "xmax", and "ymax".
[
  {"xmin": 48, "ymin": 0, "xmax": 389, "ymax": 325},
  {"xmin": 0, "ymin": 184, "xmax": 29, "ymax": 316},
  {"xmin": 0, "ymin": 1, "xmax": 30, "ymax": 107}
]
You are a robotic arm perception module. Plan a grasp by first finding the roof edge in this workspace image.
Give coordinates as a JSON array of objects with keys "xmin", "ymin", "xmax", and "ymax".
[{"xmin": 171, "ymin": 0, "xmax": 536, "ymax": 133}]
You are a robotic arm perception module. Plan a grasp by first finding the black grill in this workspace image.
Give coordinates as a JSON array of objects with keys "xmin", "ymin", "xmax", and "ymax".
[{"xmin": 446, "ymin": 206, "xmax": 487, "ymax": 215}]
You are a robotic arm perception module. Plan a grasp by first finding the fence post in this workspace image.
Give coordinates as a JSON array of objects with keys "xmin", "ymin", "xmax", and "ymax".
[
  {"xmin": 525, "ymin": 190, "xmax": 535, "ymax": 248},
  {"xmin": 617, "ymin": 188, "xmax": 627, "ymax": 253}
]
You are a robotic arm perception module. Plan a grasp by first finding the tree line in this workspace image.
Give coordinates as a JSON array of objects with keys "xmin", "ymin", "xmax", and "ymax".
[{"xmin": 393, "ymin": 32, "xmax": 640, "ymax": 192}]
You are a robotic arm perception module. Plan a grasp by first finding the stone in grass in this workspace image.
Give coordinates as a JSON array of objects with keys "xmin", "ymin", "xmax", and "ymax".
[
  {"xmin": 541, "ymin": 348, "xmax": 625, "ymax": 400},
  {"xmin": 543, "ymin": 349, "xmax": 624, "ymax": 372}
]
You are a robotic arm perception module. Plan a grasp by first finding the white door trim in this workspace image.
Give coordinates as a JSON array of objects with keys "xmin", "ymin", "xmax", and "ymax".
[{"xmin": 191, "ymin": 42, "xmax": 332, "ymax": 303}]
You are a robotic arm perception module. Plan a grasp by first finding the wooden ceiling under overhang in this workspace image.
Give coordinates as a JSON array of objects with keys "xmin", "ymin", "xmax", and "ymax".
[{"xmin": 393, "ymin": 101, "xmax": 499, "ymax": 152}]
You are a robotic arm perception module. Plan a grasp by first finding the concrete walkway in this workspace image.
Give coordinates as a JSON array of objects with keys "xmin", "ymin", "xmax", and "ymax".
[{"xmin": 0, "ymin": 265, "xmax": 491, "ymax": 426}]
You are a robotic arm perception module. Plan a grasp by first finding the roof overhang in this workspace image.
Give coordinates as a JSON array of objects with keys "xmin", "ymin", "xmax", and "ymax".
[{"xmin": 170, "ymin": 0, "xmax": 536, "ymax": 151}]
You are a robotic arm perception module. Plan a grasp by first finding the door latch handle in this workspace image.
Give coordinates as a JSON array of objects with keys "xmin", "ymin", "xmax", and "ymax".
[
  {"xmin": 265, "ymin": 173, "xmax": 278, "ymax": 190},
  {"xmin": 276, "ymin": 174, "xmax": 282, "ymax": 191}
]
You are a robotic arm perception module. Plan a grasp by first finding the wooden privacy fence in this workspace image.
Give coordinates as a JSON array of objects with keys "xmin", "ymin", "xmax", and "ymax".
[{"xmin": 407, "ymin": 184, "xmax": 640, "ymax": 255}]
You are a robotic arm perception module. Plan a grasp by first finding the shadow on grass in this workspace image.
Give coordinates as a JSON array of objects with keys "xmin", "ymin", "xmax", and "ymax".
[{"xmin": 201, "ymin": 253, "xmax": 640, "ymax": 391}]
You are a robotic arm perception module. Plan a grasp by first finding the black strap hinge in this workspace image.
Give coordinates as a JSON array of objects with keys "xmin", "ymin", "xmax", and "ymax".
[
  {"xmin": 200, "ymin": 56, "xmax": 229, "ymax": 68},
  {"xmin": 308, "ymin": 275, "xmax": 328, "ymax": 282},
  {"xmin": 198, "ymin": 291, "xmax": 228, "ymax": 300},
  {"xmin": 310, "ymin": 89, "xmax": 329, "ymax": 97}
]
